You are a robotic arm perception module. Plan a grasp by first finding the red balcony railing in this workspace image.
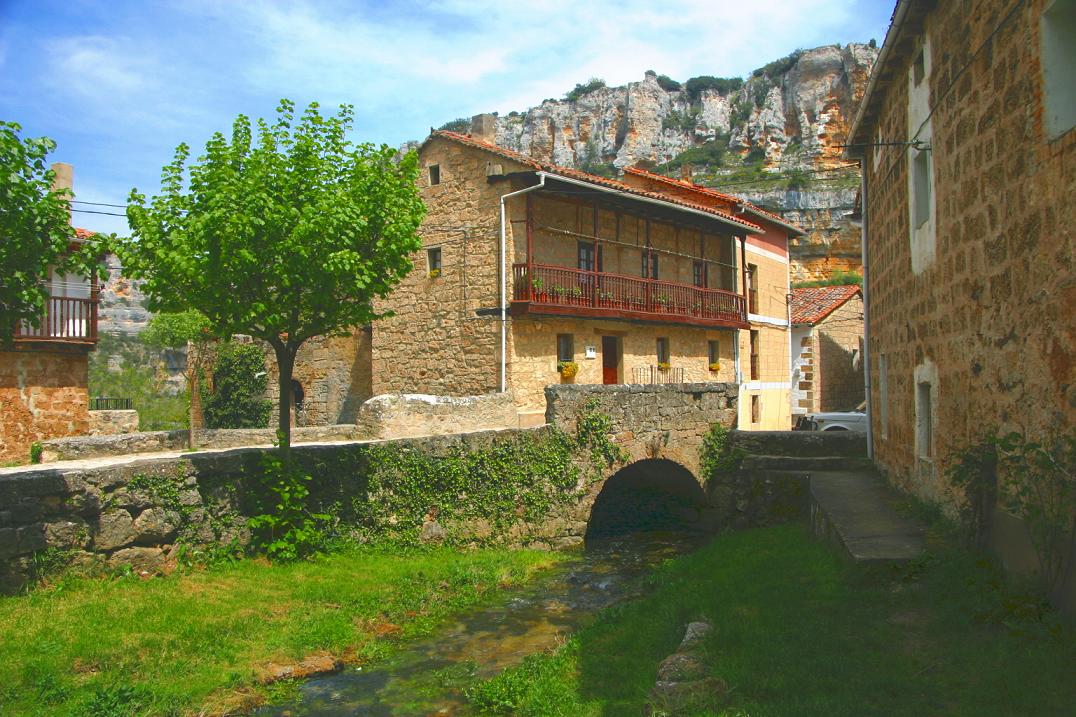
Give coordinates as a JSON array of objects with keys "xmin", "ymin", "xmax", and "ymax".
[
  {"xmin": 512, "ymin": 263, "xmax": 747, "ymax": 328},
  {"xmin": 14, "ymin": 295, "xmax": 98, "ymax": 344}
]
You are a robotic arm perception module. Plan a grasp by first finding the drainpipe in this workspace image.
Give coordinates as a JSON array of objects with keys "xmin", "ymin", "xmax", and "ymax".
[
  {"xmin": 860, "ymin": 167, "xmax": 874, "ymax": 458},
  {"xmin": 499, "ymin": 173, "xmax": 546, "ymax": 393}
]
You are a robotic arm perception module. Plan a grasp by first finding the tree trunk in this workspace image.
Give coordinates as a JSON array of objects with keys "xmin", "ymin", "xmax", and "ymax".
[
  {"xmin": 186, "ymin": 340, "xmax": 202, "ymax": 450},
  {"xmin": 274, "ymin": 343, "xmax": 297, "ymax": 451}
]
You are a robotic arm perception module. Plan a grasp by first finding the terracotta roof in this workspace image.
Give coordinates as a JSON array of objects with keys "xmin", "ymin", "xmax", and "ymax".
[
  {"xmin": 74, "ymin": 227, "xmax": 96, "ymax": 240},
  {"xmin": 791, "ymin": 284, "xmax": 862, "ymax": 325},
  {"xmin": 622, "ymin": 166, "xmax": 806, "ymax": 235},
  {"xmin": 427, "ymin": 131, "xmax": 763, "ymax": 233}
]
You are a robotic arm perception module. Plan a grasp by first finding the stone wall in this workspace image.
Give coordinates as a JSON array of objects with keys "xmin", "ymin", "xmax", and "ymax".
[
  {"xmin": 266, "ymin": 331, "xmax": 373, "ymax": 427},
  {"xmin": 87, "ymin": 410, "xmax": 139, "ymax": 436},
  {"xmin": 0, "ymin": 349, "xmax": 90, "ymax": 463},
  {"xmin": 355, "ymin": 392, "xmax": 520, "ymax": 438},
  {"xmin": 862, "ymin": 0, "xmax": 1076, "ymax": 507},
  {"xmin": 38, "ymin": 425, "xmax": 367, "ymax": 463},
  {"xmin": 370, "ymin": 137, "xmax": 532, "ymax": 398},
  {"xmin": 510, "ymin": 317, "xmax": 737, "ymax": 412},
  {"xmin": 545, "ymin": 382, "xmax": 738, "ymax": 477},
  {"xmin": 814, "ymin": 294, "xmax": 864, "ymax": 412}
]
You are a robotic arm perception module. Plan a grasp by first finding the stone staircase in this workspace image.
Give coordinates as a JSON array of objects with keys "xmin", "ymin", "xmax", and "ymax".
[{"xmin": 726, "ymin": 431, "xmax": 925, "ymax": 563}]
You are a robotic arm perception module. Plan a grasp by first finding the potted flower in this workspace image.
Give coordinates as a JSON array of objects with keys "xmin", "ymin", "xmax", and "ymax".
[
  {"xmin": 428, "ymin": 268, "xmax": 441, "ymax": 279},
  {"xmin": 709, "ymin": 362, "xmax": 721, "ymax": 372},
  {"xmin": 657, "ymin": 362, "xmax": 671, "ymax": 372},
  {"xmin": 558, "ymin": 360, "xmax": 579, "ymax": 380}
]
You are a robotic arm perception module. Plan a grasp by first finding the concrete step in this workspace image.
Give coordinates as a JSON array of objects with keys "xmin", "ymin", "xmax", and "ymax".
[
  {"xmin": 739, "ymin": 454, "xmax": 875, "ymax": 472},
  {"xmin": 809, "ymin": 470, "xmax": 925, "ymax": 563}
]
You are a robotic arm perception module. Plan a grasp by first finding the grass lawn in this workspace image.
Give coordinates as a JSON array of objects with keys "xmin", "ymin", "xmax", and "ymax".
[
  {"xmin": 467, "ymin": 523, "xmax": 1076, "ymax": 716},
  {"xmin": 0, "ymin": 545, "xmax": 561, "ymax": 716}
]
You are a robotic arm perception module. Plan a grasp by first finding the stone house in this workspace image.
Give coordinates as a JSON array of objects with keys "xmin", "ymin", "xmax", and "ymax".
[
  {"xmin": 368, "ymin": 127, "xmax": 803, "ymax": 430},
  {"xmin": 789, "ymin": 285, "xmax": 864, "ymax": 419},
  {"xmin": 0, "ymin": 164, "xmax": 100, "ymax": 462},
  {"xmin": 847, "ymin": 1, "xmax": 1074, "ymax": 601}
]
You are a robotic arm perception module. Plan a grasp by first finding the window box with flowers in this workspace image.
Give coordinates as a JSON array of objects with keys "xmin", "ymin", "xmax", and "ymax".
[
  {"xmin": 557, "ymin": 361, "xmax": 579, "ymax": 380},
  {"xmin": 709, "ymin": 362, "xmax": 721, "ymax": 372},
  {"xmin": 428, "ymin": 268, "xmax": 442, "ymax": 279},
  {"xmin": 657, "ymin": 362, "xmax": 672, "ymax": 372}
]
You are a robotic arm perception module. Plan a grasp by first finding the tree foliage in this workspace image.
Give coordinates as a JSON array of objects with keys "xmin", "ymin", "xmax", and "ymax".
[
  {"xmin": 684, "ymin": 75, "xmax": 744, "ymax": 102},
  {"xmin": 565, "ymin": 78, "xmax": 606, "ymax": 102},
  {"xmin": 437, "ymin": 117, "xmax": 470, "ymax": 133},
  {"xmin": 0, "ymin": 121, "xmax": 106, "ymax": 345},
  {"xmin": 202, "ymin": 341, "xmax": 271, "ymax": 429},
  {"xmin": 118, "ymin": 100, "xmax": 426, "ymax": 447},
  {"xmin": 141, "ymin": 310, "xmax": 212, "ymax": 349}
]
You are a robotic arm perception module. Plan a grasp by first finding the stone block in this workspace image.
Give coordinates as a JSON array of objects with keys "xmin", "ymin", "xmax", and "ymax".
[
  {"xmin": 132, "ymin": 508, "xmax": 178, "ymax": 544},
  {"xmin": 94, "ymin": 509, "xmax": 135, "ymax": 551},
  {"xmin": 107, "ymin": 547, "xmax": 168, "ymax": 574},
  {"xmin": 43, "ymin": 519, "xmax": 90, "ymax": 549}
]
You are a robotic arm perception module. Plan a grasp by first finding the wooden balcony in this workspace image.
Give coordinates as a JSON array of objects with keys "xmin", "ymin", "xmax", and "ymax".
[
  {"xmin": 14, "ymin": 295, "xmax": 99, "ymax": 345},
  {"xmin": 511, "ymin": 263, "xmax": 748, "ymax": 329}
]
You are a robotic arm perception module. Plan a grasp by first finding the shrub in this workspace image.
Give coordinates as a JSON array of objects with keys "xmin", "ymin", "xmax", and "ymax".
[
  {"xmin": 744, "ymin": 146, "xmax": 767, "ymax": 165},
  {"xmin": 785, "ymin": 167, "xmax": 812, "ymax": 190},
  {"xmin": 700, "ymin": 422, "xmax": 744, "ymax": 479},
  {"xmin": 437, "ymin": 117, "xmax": 470, "ymax": 133},
  {"xmin": 565, "ymin": 77, "xmax": 606, "ymax": 102},
  {"xmin": 655, "ymin": 74, "xmax": 682, "ymax": 92},
  {"xmin": 248, "ymin": 451, "xmax": 328, "ymax": 561},
  {"xmin": 202, "ymin": 341, "xmax": 272, "ymax": 429},
  {"xmin": 29, "ymin": 441, "xmax": 42, "ymax": 464},
  {"xmin": 792, "ymin": 269, "xmax": 863, "ymax": 288},
  {"xmin": 655, "ymin": 137, "xmax": 729, "ymax": 173},
  {"xmin": 684, "ymin": 75, "xmax": 743, "ymax": 102},
  {"xmin": 751, "ymin": 49, "xmax": 804, "ymax": 80},
  {"xmin": 661, "ymin": 109, "xmax": 699, "ymax": 132}
]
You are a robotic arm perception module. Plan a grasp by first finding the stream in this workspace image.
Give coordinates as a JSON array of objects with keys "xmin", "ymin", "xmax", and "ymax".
[{"xmin": 258, "ymin": 531, "xmax": 705, "ymax": 716}]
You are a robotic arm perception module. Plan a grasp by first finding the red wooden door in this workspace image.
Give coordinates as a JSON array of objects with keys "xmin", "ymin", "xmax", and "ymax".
[{"xmin": 602, "ymin": 336, "xmax": 619, "ymax": 384}]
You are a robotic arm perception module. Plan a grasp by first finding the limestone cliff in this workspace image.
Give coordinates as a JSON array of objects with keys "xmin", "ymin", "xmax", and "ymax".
[{"xmin": 489, "ymin": 44, "xmax": 877, "ymax": 171}]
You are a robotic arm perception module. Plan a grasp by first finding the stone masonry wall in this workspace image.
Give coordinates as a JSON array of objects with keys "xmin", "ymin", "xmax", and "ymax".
[
  {"xmin": 815, "ymin": 294, "xmax": 864, "ymax": 412},
  {"xmin": 266, "ymin": 331, "xmax": 373, "ymax": 427},
  {"xmin": 545, "ymin": 382, "xmax": 738, "ymax": 477},
  {"xmin": 371, "ymin": 138, "xmax": 532, "ymax": 398},
  {"xmin": 864, "ymin": 0, "xmax": 1075, "ymax": 507},
  {"xmin": 87, "ymin": 410, "xmax": 140, "ymax": 436},
  {"xmin": 0, "ymin": 349, "xmax": 90, "ymax": 463},
  {"xmin": 355, "ymin": 392, "xmax": 520, "ymax": 439}
]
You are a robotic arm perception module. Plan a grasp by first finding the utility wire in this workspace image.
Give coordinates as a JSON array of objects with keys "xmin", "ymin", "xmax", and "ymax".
[
  {"xmin": 71, "ymin": 200, "xmax": 127, "ymax": 208},
  {"xmin": 72, "ymin": 208, "xmax": 126, "ymax": 217}
]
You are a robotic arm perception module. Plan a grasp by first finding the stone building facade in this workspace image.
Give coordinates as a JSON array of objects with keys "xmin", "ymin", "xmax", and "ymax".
[
  {"xmin": 848, "ymin": 1, "xmax": 1074, "ymax": 603},
  {"xmin": 0, "ymin": 165, "xmax": 99, "ymax": 463},
  {"xmin": 368, "ymin": 129, "xmax": 801, "ymax": 430},
  {"xmin": 790, "ymin": 285, "xmax": 864, "ymax": 418}
]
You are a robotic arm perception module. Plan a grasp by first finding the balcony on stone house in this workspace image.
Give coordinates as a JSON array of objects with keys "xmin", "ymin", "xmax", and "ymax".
[
  {"xmin": 14, "ymin": 276, "xmax": 99, "ymax": 345},
  {"xmin": 509, "ymin": 184, "xmax": 750, "ymax": 330}
]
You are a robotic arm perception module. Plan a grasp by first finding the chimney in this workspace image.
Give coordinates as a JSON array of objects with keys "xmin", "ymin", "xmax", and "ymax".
[
  {"xmin": 680, "ymin": 163, "xmax": 693, "ymax": 182},
  {"xmin": 51, "ymin": 162, "xmax": 73, "ymax": 193},
  {"xmin": 469, "ymin": 113, "xmax": 497, "ymax": 143}
]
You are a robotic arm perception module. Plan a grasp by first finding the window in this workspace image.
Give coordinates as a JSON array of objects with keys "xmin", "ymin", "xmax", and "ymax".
[
  {"xmin": 428, "ymin": 164, "xmax": 441, "ymax": 185},
  {"xmin": 912, "ymin": 148, "xmax": 933, "ymax": 229},
  {"xmin": 912, "ymin": 48, "xmax": 925, "ymax": 86},
  {"xmin": 578, "ymin": 241, "xmax": 596, "ymax": 272},
  {"xmin": 751, "ymin": 394, "xmax": 761, "ymax": 424},
  {"xmin": 427, "ymin": 247, "xmax": 442, "ymax": 277},
  {"xmin": 879, "ymin": 353, "xmax": 889, "ymax": 438},
  {"xmin": 656, "ymin": 337, "xmax": 670, "ymax": 365},
  {"xmin": 708, "ymin": 339, "xmax": 720, "ymax": 366},
  {"xmin": 747, "ymin": 263, "xmax": 759, "ymax": 313},
  {"xmin": 556, "ymin": 334, "xmax": 574, "ymax": 363},
  {"xmin": 642, "ymin": 252, "xmax": 658, "ymax": 279},
  {"xmin": 749, "ymin": 330, "xmax": 760, "ymax": 380},
  {"xmin": 693, "ymin": 261, "xmax": 707, "ymax": 288},
  {"xmin": 916, "ymin": 381, "xmax": 933, "ymax": 459},
  {"xmin": 1042, "ymin": 0, "xmax": 1076, "ymax": 139}
]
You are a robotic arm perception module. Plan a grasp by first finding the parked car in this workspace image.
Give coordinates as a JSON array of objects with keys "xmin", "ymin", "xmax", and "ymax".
[{"xmin": 794, "ymin": 409, "xmax": 867, "ymax": 432}]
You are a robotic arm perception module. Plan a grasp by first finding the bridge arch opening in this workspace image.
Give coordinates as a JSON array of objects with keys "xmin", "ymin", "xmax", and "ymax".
[{"xmin": 585, "ymin": 459, "xmax": 708, "ymax": 541}]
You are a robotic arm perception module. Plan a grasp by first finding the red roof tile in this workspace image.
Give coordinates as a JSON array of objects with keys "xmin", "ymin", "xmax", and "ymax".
[
  {"xmin": 791, "ymin": 285, "xmax": 862, "ymax": 325},
  {"xmin": 74, "ymin": 227, "xmax": 96, "ymax": 240},
  {"xmin": 427, "ymin": 131, "xmax": 763, "ymax": 233},
  {"xmin": 622, "ymin": 166, "xmax": 806, "ymax": 235}
]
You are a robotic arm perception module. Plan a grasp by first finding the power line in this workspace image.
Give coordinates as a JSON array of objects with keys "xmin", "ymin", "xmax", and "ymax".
[
  {"xmin": 72, "ymin": 208, "xmax": 126, "ymax": 217},
  {"xmin": 71, "ymin": 200, "xmax": 127, "ymax": 208}
]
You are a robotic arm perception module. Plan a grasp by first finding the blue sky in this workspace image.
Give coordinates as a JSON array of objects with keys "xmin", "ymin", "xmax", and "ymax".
[{"xmin": 0, "ymin": 0, "xmax": 893, "ymax": 235}]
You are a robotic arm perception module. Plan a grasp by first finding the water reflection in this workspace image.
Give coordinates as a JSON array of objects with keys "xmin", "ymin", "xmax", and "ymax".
[{"xmin": 258, "ymin": 532, "xmax": 704, "ymax": 716}]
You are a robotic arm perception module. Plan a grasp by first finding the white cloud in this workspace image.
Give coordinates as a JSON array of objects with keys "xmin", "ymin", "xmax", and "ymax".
[{"xmin": 47, "ymin": 35, "xmax": 148, "ymax": 96}]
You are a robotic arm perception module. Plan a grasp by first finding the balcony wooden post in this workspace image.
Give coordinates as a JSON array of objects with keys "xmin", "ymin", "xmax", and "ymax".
[
  {"xmin": 592, "ymin": 200, "xmax": 599, "ymax": 307},
  {"xmin": 525, "ymin": 194, "xmax": 534, "ymax": 300},
  {"xmin": 739, "ymin": 235, "xmax": 748, "ymax": 314}
]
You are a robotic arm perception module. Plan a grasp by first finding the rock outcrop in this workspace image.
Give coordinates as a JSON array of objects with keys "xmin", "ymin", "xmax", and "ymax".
[{"xmin": 487, "ymin": 44, "xmax": 876, "ymax": 171}]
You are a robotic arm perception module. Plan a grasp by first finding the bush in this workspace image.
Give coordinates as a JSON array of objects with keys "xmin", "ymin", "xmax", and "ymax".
[
  {"xmin": 785, "ymin": 167, "xmax": 812, "ymax": 190},
  {"xmin": 29, "ymin": 441, "xmax": 42, "ymax": 464},
  {"xmin": 684, "ymin": 75, "xmax": 743, "ymax": 102},
  {"xmin": 792, "ymin": 269, "xmax": 864, "ymax": 288},
  {"xmin": 751, "ymin": 49, "xmax": 804, "ymax": 80},
  {"xmin": 655, "ymin": 137, "xmax": 729, "ymax": 173},
  {"xmin": 202, "ymin": 341, "xmax": 271, "ymax": 429},
  {"xmin": 437, "ymin": 117, "xmax": 470, "ymax": 133},
  {"xmin": 744, "ymin": 146, "xmax": 767, "ymax": 165},
  {"xmin": 661, "ymin": 109, "xmax": 699, "ymax": 132},
  {"xmin": 565, "ymin": 77, "xmax": 606, "ymax": 102},
  {"xmin": 655, "ymin": 74, "xmax": 681, "ymax": 92}
]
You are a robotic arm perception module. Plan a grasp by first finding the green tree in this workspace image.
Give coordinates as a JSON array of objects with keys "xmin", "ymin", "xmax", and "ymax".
[
  {"xmin": 0, "ymin": 121, "xmax": 106, "ymax": 345},
  {"xmin": 142, "ymin": 310, "xmax": 215, "ymax": 448},
  {"xmin": 202, "ymin": 341, "xmax": 272, "ymax": 429},
  {"xmin": 119, "ymin": 100, "xmax": 426, "ymax": 449}
]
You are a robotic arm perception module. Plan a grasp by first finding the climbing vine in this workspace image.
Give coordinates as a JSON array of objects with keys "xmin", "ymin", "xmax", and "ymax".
[
  {"xmin": 699, "ymin": 422, "xmax": 743, "ymax": 480},
  {"xmin": 947, "ymin": 431, "xmax": 1076, "ymax": 591}
]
